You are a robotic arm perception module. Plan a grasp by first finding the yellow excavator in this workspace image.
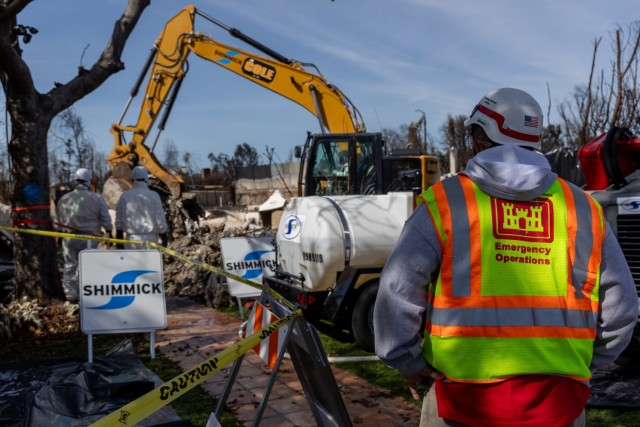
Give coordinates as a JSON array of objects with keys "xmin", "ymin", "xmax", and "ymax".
[{"xmin": 104, "ymin": 5, "xmax": 440, "ymax": 206}]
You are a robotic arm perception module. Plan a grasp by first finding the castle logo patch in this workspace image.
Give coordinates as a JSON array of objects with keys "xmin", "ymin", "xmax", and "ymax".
[{"xmin": 492, "ymin": 197, "xmax": 553, "ymax": 243}]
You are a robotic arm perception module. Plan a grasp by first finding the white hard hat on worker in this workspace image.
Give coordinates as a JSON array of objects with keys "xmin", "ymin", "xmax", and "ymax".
[
  {"xmin": 75, "ymin": 168, "xmax": 91, "ymax": 183},
  {"xmin": 132, "ymin": 165, "xmax": 149, "ymax": 182},
  {"xmin": 464, "ymin": 87, "xmax": 543, "ymax": 150}
]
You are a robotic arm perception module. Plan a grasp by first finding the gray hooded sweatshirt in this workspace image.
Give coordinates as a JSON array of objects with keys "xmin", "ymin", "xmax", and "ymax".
[{"xmin": 373, "ymin": 144, "xmax": 637, "ymax": 378}]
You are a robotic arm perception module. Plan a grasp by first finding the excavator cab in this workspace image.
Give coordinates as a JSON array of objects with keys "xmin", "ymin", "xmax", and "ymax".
[
  {"xmin": 297, "ymin": 133, "xmax": 384, "ymax": 197},
  {"xmin": 297, "ymin": 132, "xmax": 442, "ymax": 197}
]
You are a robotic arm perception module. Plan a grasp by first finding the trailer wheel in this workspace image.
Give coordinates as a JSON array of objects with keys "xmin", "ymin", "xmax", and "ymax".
[{"xmin": 351, "ymin": 282, "xmax": 379, "ymax": 352}]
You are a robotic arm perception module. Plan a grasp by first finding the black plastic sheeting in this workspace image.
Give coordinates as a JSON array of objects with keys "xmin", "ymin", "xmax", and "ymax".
[
  {"xmin": 0, "ymin": 334, "xmax": 638, "ymax": 425},
  {"xmin": 0, "ymin": 339, "xmax": 187, "ymax": 426},
  {"xmin": 589, "ymin": 334, "xmax": 640, "ymax": 408}
]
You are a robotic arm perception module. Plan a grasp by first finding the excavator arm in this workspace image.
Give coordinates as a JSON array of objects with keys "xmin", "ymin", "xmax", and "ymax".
[{"xmin": 108, "ymin": 5, "xmax": 365, "ymax": 199}]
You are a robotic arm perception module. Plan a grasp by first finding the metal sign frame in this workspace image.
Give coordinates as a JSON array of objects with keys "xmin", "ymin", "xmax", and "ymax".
[
  {"xmin": 220, "ymin": 236, "xmax": 276, "ymax": 318},
  {"xmin": 79, "ymin": 249, "xmax": 167, "ymax": 362},
  {"xmin": 211, "ymin": 289, "xmax": 352, "ymax": 427}
]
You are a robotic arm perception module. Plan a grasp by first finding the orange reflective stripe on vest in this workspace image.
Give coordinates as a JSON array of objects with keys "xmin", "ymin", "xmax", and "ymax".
[{"xmin": 417, "ymin": 175, "xmax": 604, "ymax": 382}]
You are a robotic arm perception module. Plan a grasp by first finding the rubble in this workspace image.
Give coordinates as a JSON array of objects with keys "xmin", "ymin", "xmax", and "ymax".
[
  {"xmin": 0, "ymin": 196, "xmax": 279, "ymax": 337},
  {"xmin": 0, "ymin": 297, "xmax": 79, "ymax": 340},
  {"xmin": 162, "ymin": 203, "xmax": 273, "ymax": 309}
]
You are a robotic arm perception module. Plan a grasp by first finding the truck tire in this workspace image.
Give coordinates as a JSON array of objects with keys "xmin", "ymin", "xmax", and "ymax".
[{"xmin": 351, "ymin": 282, "xmax": 379, "ymax": 352}]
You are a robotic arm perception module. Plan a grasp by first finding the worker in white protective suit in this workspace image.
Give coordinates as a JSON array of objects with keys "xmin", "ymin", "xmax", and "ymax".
[
  {"xmin": 56, "ymin": 168, "xmax": 113, "ymax": 303},
  {"xmin": 115, "ymin": 166, "xmax": 169, "ymax": 249}
]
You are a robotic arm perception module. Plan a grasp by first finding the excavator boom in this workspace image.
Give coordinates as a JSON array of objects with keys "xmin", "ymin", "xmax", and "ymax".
[{"xmin": 107, "ymin": 5, "xmax": 364, "ymax": 201}]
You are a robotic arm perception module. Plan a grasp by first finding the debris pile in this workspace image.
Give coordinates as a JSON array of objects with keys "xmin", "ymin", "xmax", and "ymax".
[
  {"xmin": 0, "ymin": 195, "xmax": 280, "ymax": 337},
  {"xmin": 0, "ymin": 297, "xmax": 79, "ymax": 339},
  {"xmin": 162, "ymin": 203, "xmax": 270, "ymax": 309}
]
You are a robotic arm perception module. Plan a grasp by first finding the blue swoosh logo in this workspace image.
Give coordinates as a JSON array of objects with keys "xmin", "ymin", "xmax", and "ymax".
[
  {"xmin": 622, "ymin": 200, "xmax": 640, "ymax": 212},
  {"xmin": 242, "ymin": 250, "xmax": 273, "ymax": 280},
  {"xmin": 285, "ymin": 218, "xmax": 296, "ymax": 234},
  {"xmin": 87, "ymin": 270, "xmax": 157, "ymax": 310},
  {"xmin": 218, "ymin": 50, "xmax": 239, "ymax": 65},
  {"xmin": 283, "ymin": 215, "xmax": 301, "ymax": 240}
]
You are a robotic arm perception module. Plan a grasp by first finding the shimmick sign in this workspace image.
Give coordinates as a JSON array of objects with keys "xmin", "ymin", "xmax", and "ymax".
[
  {"xmin": 79, "ymin": 250, "xmax": 167, "ymax": 334},
  {"xmin": 220, "ymin": 236, "xmax": 275, "ymax": 298}
]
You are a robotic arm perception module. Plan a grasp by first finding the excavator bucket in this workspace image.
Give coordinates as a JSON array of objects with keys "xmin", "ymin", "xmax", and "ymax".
[
  {"xmin": 102, "ymin": 177, "xmax": 132, "ymax": 210},
  {"xmin": 101, "ymin": 162, "xmax": 134, "ymax": 209}
]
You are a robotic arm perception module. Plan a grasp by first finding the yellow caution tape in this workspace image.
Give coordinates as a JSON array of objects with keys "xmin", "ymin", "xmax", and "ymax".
[
  {"xmin": 2, "ymin": 226, "xmax": 302, "ymax": 423},
  {"xmin": 90, "ymin": 308, "xmax": 302, "ymax": 427},
  {"xmin": 0, "ymin": 225, "xmax": 136, "ymax": 246},
  {"xmin": 146, "ymin": 241, "xmax": 294, "ymax": 310},
  {"xmin": 0, "ymin": 226, "xmax": 294, "ymax": 309}
]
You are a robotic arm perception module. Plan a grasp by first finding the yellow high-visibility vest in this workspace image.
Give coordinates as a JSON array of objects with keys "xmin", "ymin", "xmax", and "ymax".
[{"xmin": 416, "ymin": 175, "xmax": 604, "ymax": 382}]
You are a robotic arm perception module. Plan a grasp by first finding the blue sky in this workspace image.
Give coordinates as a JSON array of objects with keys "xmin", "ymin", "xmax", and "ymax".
[{"xmin": 14, "ymin": 0, "xmax": 639, "ymax": 169}]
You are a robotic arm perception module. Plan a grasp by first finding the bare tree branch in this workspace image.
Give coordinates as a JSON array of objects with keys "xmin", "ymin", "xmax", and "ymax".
[
  {"xmin": 0, "ymin": 1, "xmax": 37, "ymax": 102},
  {"xmin": 546, "ymin": 82, "xmax": 551, "ymax": 123},
  {"xmin": 559, "ymin": 21, "xmax": 640, "ymax": 146},
  {"xmin": 579, "ymin": 37, "xmax": 600, "ymax": 145},
  {"xmin": 0, "ymin": 0, "xmax": 154, "ymax": 302},
  {"xmin": 0, "ymin": 0, "xmax": 32, "ymax": 19},
  {"xmin": 47, "ymin": 0, "xmax": 151, "ymax": 115},
  {"xmin": 611, "ymin": 25, "xmax": 640, "ymax": 126}
]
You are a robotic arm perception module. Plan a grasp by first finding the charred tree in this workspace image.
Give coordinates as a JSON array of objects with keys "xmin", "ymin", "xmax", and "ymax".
[
  {"xmin": 559, "ymin": 22, "xmax": 640, "ymax": 147},
  {"xmin": 0, "ymin": 0, "xmax": 150, "ymax": 302}
]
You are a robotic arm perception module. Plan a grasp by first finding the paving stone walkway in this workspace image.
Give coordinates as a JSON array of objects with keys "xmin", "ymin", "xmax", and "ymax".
[{"xmin": 155, "ymin": 296, "xmax": 421, "ymax": 426}]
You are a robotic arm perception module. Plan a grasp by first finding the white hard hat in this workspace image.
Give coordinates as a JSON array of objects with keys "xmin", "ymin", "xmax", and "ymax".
[
  {"xmin": 464, "ymin": 87, "xmax": 543, "ymax": 150},
  {"xmin": 75, "ymin": 168, "xmax": 91, "ymax": 183},
  {"xmin": 132, "ymin": 166, "xmax": 149, "ymax": 181}
]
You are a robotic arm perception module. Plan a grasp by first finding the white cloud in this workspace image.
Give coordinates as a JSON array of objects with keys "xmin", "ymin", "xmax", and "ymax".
[{"xmin": 13, "ymin": 0, "xmax": 640, "ymax": 163}]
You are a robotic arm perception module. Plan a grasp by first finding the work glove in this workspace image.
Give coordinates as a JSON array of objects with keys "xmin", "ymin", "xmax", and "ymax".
[
  {"xmin": 116, "ymin": 229, "xmax": 124, "ymax": 250},
  {"xmin": 160, "ymin": 233, "xmax": 168, "ymax": 247}
]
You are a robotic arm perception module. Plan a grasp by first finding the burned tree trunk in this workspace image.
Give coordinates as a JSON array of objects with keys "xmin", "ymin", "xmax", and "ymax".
[
  {"xmin": 0, "ymin": 0, "xmax": 150, "ymax": 301},
  {"xmin": 7, "ymin": 111, "xmax": 64, "ymax": 301}
]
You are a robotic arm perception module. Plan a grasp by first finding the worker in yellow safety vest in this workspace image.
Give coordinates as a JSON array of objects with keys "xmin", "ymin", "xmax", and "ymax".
[{"xmin": 373, "ymin": 87, "xmax": 638, "ymax": 427}]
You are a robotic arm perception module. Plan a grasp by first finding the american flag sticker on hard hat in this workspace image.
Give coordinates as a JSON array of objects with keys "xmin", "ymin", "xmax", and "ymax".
[{"xmin": 524, "ymin": 115, "xmax": 539, "ymax": 127}]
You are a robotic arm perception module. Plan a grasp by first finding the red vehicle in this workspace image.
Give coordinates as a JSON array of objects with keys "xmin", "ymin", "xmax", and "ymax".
[{"xmin": 578, "ymin": 127, "xmax": 640, "ymax": 326}]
